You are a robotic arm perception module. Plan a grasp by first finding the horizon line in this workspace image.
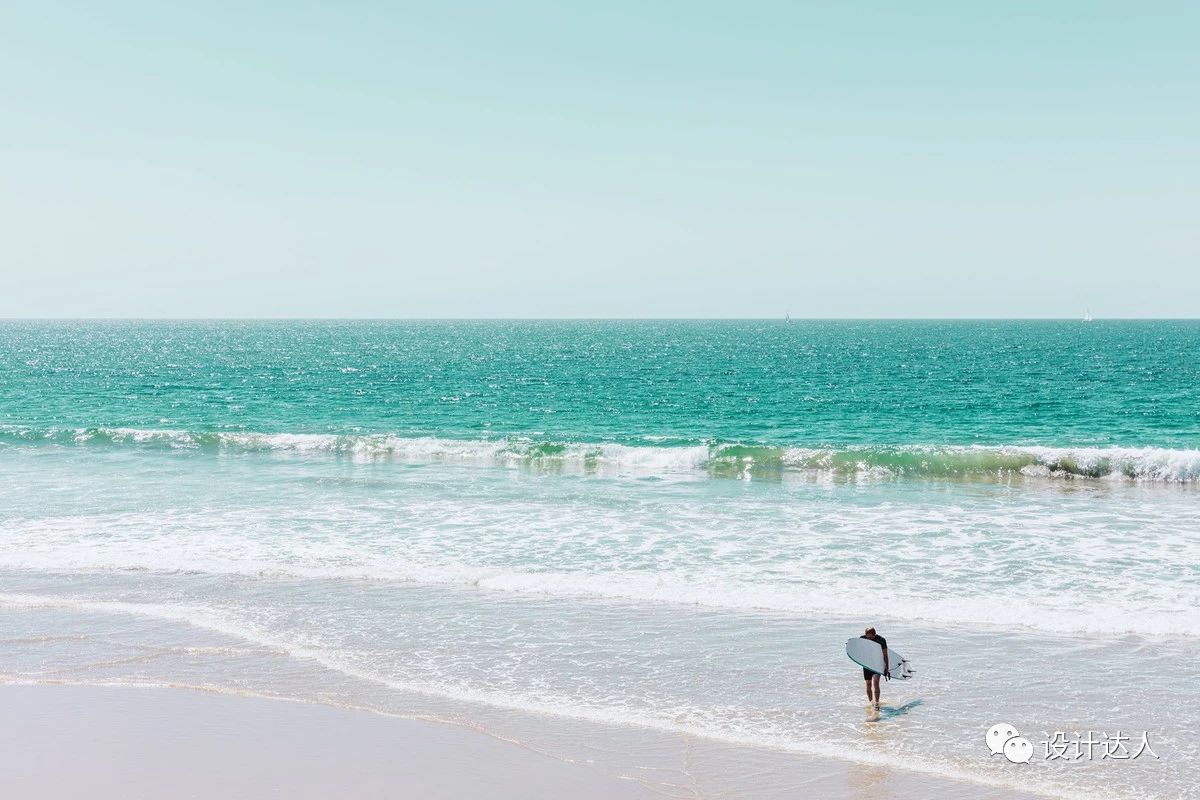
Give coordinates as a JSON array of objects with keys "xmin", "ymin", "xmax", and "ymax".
[{"xmin": 0, "ymin": 316, "xmax": 1196, "ymax": 322}]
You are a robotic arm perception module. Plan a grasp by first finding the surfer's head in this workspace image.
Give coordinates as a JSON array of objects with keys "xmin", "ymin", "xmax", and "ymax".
[{"xmin": 864, "ymin": 627, "xmax": 876, "ymax": 639}]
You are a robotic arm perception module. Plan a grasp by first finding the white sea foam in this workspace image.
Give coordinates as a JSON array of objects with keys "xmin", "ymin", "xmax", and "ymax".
[
  {"xmin": 1, "ymin": 538, "xmax": 1195, "ymax": 637},
  {"xmin": 4, "ymin": 425, "xmax": 1200, "ymax": 482}
]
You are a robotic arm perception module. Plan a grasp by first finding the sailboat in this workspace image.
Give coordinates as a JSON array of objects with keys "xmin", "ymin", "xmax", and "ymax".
[
  {"xmin": 1083, "ymin": 310, "xmax": 1093, "ymax": 322},
  {"xmin": 784, "ymin": 312, "xmax": 791, "ymax": 324}
]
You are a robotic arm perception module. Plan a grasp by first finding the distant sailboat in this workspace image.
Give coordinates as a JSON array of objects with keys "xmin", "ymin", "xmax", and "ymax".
[
  {"xmin": 1083, "ymin": 310, "xmax": 1093, "ymax": 322},
  {"xmin": 784, "ymin": 312, "xmax": 791, "ymax": 324}
]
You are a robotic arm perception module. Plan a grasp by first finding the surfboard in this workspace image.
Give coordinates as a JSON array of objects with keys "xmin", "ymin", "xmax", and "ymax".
[{"xmin": 845, "ymin": 637, "xmax": 914, "ymax": 679}]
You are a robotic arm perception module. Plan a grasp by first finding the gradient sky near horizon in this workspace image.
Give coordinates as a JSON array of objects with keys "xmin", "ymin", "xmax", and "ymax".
[{"xmin": 2, "ymin": 2, "xmax": 1197, "ymax": 318}]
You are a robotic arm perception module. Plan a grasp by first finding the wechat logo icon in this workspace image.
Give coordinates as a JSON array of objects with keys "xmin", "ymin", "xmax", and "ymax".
[{"xmin": 986, "ymin": 723, "xmax": 1032, "ymax": 764}]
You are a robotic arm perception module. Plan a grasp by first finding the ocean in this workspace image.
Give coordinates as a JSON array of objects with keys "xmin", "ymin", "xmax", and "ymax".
[{"xmin": 1, "ymin": 320, "xmax": 1197, "ymax": 798}]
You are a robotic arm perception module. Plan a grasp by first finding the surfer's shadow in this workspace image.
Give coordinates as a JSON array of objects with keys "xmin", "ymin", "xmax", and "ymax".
[{"xmin": 875, "ymin": 699, "xmax": 924, "ymax": 718}]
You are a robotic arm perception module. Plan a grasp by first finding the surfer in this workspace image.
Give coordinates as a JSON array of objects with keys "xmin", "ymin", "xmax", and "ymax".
[{"xmin": 861, "ymin": 627, "xmax": 889, "ymax": 709}]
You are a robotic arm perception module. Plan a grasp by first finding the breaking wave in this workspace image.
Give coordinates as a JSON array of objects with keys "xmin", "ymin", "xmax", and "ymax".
[{"xmin": 2, "ymin": 425, "xmax": 1198, "ymax": 483}]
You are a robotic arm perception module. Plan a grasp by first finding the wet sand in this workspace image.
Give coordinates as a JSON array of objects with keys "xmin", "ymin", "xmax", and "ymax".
[{"xmin": 0, "ymin": 684, "xmax": 1045, "ymax": 799}]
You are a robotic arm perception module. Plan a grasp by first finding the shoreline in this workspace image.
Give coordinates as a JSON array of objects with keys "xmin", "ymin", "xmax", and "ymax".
[{"xmin": 0, "ymin": 683, "xmax": 1045, "ymax": 800}]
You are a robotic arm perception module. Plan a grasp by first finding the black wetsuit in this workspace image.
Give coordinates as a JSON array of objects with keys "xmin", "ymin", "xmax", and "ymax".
[{"xmin": 861, "ymin": 634, "xmax": 887, "ymax": 680}]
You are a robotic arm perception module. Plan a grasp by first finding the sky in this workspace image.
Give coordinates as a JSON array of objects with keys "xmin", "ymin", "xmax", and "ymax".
[{"xmin": 2, "ymin": 2, "xmax": 1197, "ymax": 318}]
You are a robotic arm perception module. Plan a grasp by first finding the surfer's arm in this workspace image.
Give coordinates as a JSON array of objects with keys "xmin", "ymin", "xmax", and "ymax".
[{"xmin": 881, "ymin": 646, "xmax": 890, "ymax": 677}]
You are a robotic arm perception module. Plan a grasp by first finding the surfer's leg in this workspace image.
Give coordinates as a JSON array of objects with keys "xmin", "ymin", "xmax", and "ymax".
[
  {"xmin": 864, "ymin": 669, "xmax": 874, "ymax": 703},
  {"xmin": 871, "ymin": 674, "xmax": 881, "ymax": 708}
]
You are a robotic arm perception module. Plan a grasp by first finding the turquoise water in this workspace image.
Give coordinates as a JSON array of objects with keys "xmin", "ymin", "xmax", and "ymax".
[
  {"xmin": 3, "ymin": 319, "xmax": 1198, "ymax": 479},
  {"xmin": 1, "ymin": 320, "xmax": 1197, "ymax": 799}
]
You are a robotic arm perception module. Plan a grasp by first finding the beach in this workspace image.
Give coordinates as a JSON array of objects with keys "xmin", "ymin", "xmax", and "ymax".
[
  {"xmin": 1, "ymin": 320, "xmax": 1196, "ymax": 799},
  {"xmin": 0, "ymin": 684, "xmax": 661, "ymax": 800},
  {"xmin": 5, "ymin": 0, "xmax": 1198, "ymax": 788},
  {"xmin": 1, "ymin": 684, "xmax": 1043, "ymax": 799}
]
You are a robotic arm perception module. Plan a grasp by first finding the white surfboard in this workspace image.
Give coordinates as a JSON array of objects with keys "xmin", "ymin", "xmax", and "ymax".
[{"xmin": 845, "ymin": 637, "xmax": 914, "ymax": 679}]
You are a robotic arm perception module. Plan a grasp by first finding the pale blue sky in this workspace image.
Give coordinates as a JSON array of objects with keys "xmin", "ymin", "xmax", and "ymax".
[{"xmin": 2, "ymin": 2, "xmax": 1196, "ymax": 317}]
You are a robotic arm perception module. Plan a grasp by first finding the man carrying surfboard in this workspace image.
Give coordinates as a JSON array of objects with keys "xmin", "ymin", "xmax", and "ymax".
[{"xmin": 861, "ymin": 627, "xmax": 888, "ymax": 710}]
